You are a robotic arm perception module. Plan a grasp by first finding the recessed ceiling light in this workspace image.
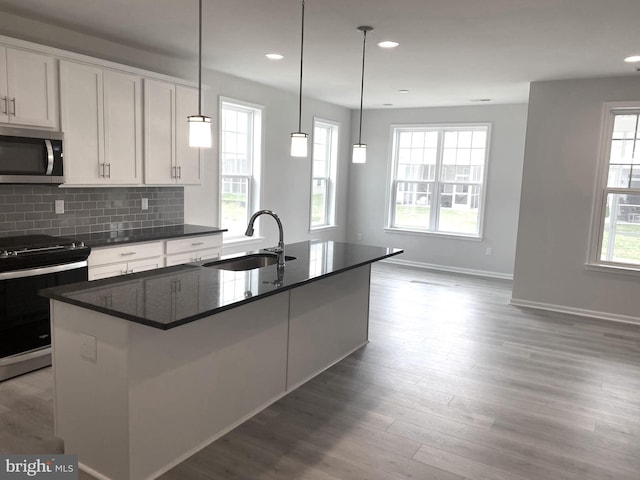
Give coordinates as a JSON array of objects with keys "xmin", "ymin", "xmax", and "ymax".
[
  {"xmin": 265, "ymin": 53, "xmax": 284, "ymax": 60},
  {"xmin": 378, "ymin": 41, "xmax": 399, "ymax": 49},
  {"xmin": 398, "ymin": 89, "xmax": 409, "ymax": 94},
  {"xmin": 624, "ymin": 55, "xmax": 640, "ymax": 63}
]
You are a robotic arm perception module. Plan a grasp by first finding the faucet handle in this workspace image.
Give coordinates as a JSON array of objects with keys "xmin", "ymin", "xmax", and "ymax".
[{"xmin": 264, "ymin": 246, "xmax": 283, "ymax": 253}]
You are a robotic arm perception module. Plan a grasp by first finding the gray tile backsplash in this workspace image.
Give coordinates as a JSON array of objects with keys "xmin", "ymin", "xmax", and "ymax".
[{"xmin": 0, "ymin": 185, "xmax": 184, "ymax": 238}]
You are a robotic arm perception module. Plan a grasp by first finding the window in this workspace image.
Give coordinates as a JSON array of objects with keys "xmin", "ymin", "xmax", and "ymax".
[
  {"xmin": 387, "ymin": 124, "xmax": 490, "ymax": 237},
  {"xmin": 220, "ymin": 99, "xmax": 262, "ymax": 238},
  {"xmin": 591, "ymin": 103, "xmax": 640, "ymax": 268},
  {"xmin": 310, "ymin": 119, "xmax": 339, "ymax": 229}
]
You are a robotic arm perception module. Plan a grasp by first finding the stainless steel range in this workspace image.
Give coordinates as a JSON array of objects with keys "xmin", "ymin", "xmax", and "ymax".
[{"xmin": 0, "ymin": 234, "xmax": 90, "ymax": 381}]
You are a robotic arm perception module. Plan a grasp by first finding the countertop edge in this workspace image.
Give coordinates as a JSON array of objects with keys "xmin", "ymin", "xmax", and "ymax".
[{"xmin": 44, "ymin": 246, "xmax": 403, "ymax": 330}]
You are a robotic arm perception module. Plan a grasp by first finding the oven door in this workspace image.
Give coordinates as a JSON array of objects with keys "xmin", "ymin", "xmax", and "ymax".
[{"xmin": 0, "ymin": 261, "xmax": 87, "ymax": 358}]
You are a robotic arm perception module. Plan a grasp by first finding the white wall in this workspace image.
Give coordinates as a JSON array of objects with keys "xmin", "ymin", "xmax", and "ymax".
[
  {"xmin": 346, "ymin": 104, "xmax": 528, "ymax": 278},
  {"xmin": 0, "ymin": 12, "xmax": 352, "ymax": 251},
  {"xmin": 512, "ymin": 77, "xmax": 640, "ymax": 322},
  {"xmin": 188, "ymin": 71, "xmax": 352, "ymax": 253}
]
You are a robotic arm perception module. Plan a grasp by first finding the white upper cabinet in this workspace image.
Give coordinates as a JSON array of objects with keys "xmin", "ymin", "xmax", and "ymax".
[
  {"xmin": 144, "ymin": 79, "xmax": 202, "ymax": 185},
  {"xmin": 60, "ymin": 60, "xmax": 142, "ymax": 185},
  {"xmin": 0, "ymin": 47, "xmax": 57, "ymax": 128}
]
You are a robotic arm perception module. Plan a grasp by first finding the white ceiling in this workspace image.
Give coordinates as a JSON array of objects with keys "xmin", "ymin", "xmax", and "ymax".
[{"xmin": 1, "ymin": 0, "xmax": 639, "ymax": 109}]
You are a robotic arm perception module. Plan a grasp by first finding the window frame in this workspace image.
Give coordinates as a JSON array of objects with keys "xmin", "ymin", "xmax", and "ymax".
[
  {"xmin": 309, "ymin": 117, "xmax": 340, "ymax": 231},
  {"xmin": 219, "ymin": 96, "xmax": 263, "ymax": 241},
  {"xmin": 385, "ymin": 122, "xmax": 492, "ymax": 239},
  {"xmin": 587, "ymin": 101, "xmax": 640, "ymax": 273}
]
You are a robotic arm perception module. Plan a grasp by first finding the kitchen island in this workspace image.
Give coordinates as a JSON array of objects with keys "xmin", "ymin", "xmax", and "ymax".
[{"xmin": 42, "ymin": 240, "xmax": 402, "ymax": 480}]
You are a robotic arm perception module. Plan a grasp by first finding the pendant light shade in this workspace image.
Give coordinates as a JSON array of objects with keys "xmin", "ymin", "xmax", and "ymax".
[
  {"xmin": 188, "ymin": 115, "xmax": 212, "ymax": 147},
  {"xmin": 353, "ymin": 26, "xmax": 373, "ymax": 164},
  {"xmin": 188, "ymin": 0, "xmax": 212, "ymax": 148},
  {"xmin": 352, "ymin": 143, "xmax": 367, "ymax": 164},
  {"xmin": 290, "ymin": 0, "xmax": 308, "ymax": 157}
]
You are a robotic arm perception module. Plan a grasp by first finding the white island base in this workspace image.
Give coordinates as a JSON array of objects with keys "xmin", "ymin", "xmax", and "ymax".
[{"xmin": 51, "ymin": 265, "xmax": 371, "ymax": 480}]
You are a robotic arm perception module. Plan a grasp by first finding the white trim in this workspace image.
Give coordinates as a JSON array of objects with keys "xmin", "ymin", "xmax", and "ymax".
[
  {"xmin": 383, "ymin": 257, "xmax": 513, "ymax": 280},
  {"xmin": 585, "ymin": 262, "xmax": 640, "ymax": 277},
  {"xmin": 0, "ymin": 34, "xmax": 197, "ymax": 88},
  {"xmin": 310, "ymin": 117, "xmax": 341, "ymax": 230},
  {"xmin": 309, "ymin": 225, "xmax": 339, "ymax": 233},
  {"xmin": 384, "ymin": 226, "xmax": 483, "ymax": 241},
  {"xmin": 509, "ymin": 298, "xmax": 640, "ymax": 326}
]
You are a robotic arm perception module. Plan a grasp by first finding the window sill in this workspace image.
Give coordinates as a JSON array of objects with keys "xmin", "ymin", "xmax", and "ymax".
[
  {"xmin": 223, "ymin": 235, "xmax": 264, "ymax": 248},
  {"xmin": 384, "ymin": 227, "xmax": 483, "ymax": 241},
  {"xmin": 585, "ymin": 262, "xmax": 640, "ymax": 277},
  {"xmin": 310, "ymin": 224, "xmax": 338, "ymax": 233}
]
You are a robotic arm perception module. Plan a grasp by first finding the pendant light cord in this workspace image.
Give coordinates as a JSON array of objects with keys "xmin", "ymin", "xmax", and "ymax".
[
  {"xmin": 198, "ymin": 0, "xmax": 203, "ymax": 116},
  {"xmin": 297, "ymin": 0, "xmax": 305, "ymax": 132},
  {"xmin": 358, "ymin": 28, "xmax": 368, "ymax": 144}
]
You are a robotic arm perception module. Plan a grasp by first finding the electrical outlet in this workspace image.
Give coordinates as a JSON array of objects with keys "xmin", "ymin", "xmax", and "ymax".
[
  {"xmin": 485, "ymin": 247, "xmax": 493, "ymax": 256},
  {"xmin": 357, "ymin": 233, "xmax": 362, "ymax": 241},
  {"xmin": 54, "ymin": 199, "xmax": 64, "ymax": 214},
  {"xmin": 79, "ymin": 333, "xmax": 97, "ymax": 362},
  {"xmin": 141, "ymin": 198, "xmax": 149, "ymax": 210}
]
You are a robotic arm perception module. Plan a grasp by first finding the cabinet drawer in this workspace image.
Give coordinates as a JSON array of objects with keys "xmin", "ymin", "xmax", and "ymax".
[
  {"xmin": 88, "ymin": 241, "xmax": 164, "ymax": 267},
  {"xmin": 165, "ymin": 247, "xmax": 221, "ymax": 267},
  {"xmin": 165, "ymin": 234, "xmax": 222, "ymax": 255}
]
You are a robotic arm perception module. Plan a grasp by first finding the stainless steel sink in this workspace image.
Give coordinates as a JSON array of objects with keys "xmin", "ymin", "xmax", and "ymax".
[{"xmin": 202, "ymin": 253, "xmax": 296, "ymax": 271}]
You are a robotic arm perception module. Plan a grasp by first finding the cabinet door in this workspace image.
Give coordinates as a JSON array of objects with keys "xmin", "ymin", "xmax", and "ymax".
[
  {"xmin": 60, "ymin": 61, "xmax": 104, "ymax": 184},
  {"xmin": 0, "ymin": 47, "xmax": 8, "ymax": 124},
  {"xmin": 144, "ymin": 78, "xmax": 175, "ymax": 184},
  {"xmin": 103, "ymin": 70, "xmax": 142, "ymax": 184},
  {"xmin": 5, "ymin": 48, "xmax": 57, "ymax": 128},
  {"xmin": 175, "ymin": 85, "xmax": 202, "ymax": 185},
  {"xmin": 89, "ymin": 262, "xmax": 128, "ymax": 281},
  {"xmin": 128, "ymin": 256, "xmax": 163, "ymax": 274}
]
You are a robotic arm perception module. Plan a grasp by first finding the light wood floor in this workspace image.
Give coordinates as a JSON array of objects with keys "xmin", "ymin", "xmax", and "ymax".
[{"xmin": 2, "ymin": 263, "xmax": 640, "ymax": 480}]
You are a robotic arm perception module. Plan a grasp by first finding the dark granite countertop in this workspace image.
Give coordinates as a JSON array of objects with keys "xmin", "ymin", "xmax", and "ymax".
[
  {"xmin": 41, "ymin": 240, "xmax": 403, "ymax": 330},
  {"xmin": 74, "ymin": 224, "xmax": 226, "ymax": 248}
]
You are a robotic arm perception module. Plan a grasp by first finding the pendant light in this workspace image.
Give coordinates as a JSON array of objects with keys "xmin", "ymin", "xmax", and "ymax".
[
  {"xmin": 353, "ymin": 25, "xmax": 373, "ymax": 164},
  {"xmin": 290, "ymin": 0, "xmax": 308, "ymax": 157},
  {"xmin": 188, "ymin": 0, "xmax": 212, "ymax": 148}
]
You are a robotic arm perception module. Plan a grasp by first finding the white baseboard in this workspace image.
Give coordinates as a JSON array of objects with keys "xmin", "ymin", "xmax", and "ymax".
[
  {"xmin": 509, "ymin": 298, "xmax": 640, "ymax": 326},
  {"xmin": 382, "ymin": 257, "xmax": 514, "ymax": 280}
]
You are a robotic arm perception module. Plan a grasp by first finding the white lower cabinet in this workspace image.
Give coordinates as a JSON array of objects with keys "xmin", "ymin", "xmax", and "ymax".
[
  {"xmin": 88, "ymin": 241, "xmax": 163, "ymax": 281},
  {"xmin": 88, "ymin": 234, "xmax": 223, "ymax": 280},
  {"xmin": 164, "ymin": 234, "xmax": 222, "ymax": 266}
]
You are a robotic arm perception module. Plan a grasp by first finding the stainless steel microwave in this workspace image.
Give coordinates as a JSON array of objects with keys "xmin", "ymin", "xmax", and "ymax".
[{"xmin": 0, "ymin": 126, "xmax": 63, "ymax": 184}]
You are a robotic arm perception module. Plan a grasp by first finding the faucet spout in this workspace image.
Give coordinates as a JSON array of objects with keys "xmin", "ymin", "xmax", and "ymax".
[{"xmin": 245, "ymin": 210, "xmax": 286, "ymax": 269}]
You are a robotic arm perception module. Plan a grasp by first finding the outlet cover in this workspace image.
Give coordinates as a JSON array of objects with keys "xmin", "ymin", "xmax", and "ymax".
[
  {"xmin": 141, "ymin": 198, "xmax": 149, "ymax": 210},
  {"xmin": 79, "ymin": 333, "xmax": 97, "ymax": 362},
  {"xmin": 54, "ymin": 199, "xmax": 64, "ymax": 214}
]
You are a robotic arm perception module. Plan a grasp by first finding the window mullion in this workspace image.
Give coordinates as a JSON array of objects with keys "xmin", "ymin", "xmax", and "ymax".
[{"xmin": 432, "ymin": 130, "xmax": 445, "ymax": 231}]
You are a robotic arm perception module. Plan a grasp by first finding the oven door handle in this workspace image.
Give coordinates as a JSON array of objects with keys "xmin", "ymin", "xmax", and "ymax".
[
  {"xmin": 0, "ymin": 260, "xmax": 88, "ymax": 280},
  {"xmin": 44, "ymin": 139, "xmax": 55, "ymax": 175}
]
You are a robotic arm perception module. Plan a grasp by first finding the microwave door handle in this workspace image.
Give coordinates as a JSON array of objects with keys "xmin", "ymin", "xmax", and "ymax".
[{"xmin": 44, "ymin": 139, "xmax": 54, "ymax": 175}]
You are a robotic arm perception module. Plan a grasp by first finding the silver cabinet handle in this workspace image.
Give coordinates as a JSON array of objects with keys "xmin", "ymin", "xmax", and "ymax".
[
  {"xmin": 1, "ymin": 97, "xmax": 6, "ymax": 115},
  {"xmin": 191, "ymin": 242, "xmax": 204, "ymax": 246},
  {"xmin": 171, "ymin": 166, "xmax": 176, "ymax": 178},
  {"xmin": 120, "ymin": 252, "xmax": 136, "ymax": 257},
  {"xmin": 177, "ymin": 165, "xmax": 182, "ymax": 178},
  {"xmin": 10, "ymin": 97, "xmax": 16, "ymax": 116},
  {"xmin": 99, "ymin": 163, "xmax": 105, "ymax": 177},
  {"xmin": 105, "ymin": 163, "xmax": 111, "ymax": 178}
]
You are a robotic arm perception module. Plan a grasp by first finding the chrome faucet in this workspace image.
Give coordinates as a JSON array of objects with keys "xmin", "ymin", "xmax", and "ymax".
[{"xmin": 245, "ymin": 210, "xmax": 286, "ymax": 269}]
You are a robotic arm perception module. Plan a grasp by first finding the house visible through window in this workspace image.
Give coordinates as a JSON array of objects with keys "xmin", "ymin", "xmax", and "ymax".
[
  {"xmin": 310, "ymin": 119, "xmax": 339, "ymax": 229},
  {"xmin": 387, "ymin": 124, "xmax": 490, "ymax": 237},
  {"xmin": 593, "ymin": 104, "xmax": 640, "ymax": 268},
  {"xmin": 220, "ymin": 99, "xmax": 262, "ymax": 238}
]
